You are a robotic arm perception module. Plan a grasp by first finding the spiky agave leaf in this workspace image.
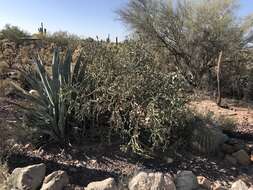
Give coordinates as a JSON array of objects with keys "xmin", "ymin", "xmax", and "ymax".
[{"xmin": 12, "ymin": 48, "xmax": 85, "ymax": 145}]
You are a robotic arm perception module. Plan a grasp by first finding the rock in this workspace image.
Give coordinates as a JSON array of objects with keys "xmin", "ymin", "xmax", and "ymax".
[
  {"xmin": 230, "ymin": 180, "xmax": 248, "ymax": 190},
  {"xmin": 86, "ymin": 177, "xmax": 117, "ymax": 190},
  {"xmin": 248, "ymin": 186, "xmax": 253, "ymax": 190},
  {"xmin": 29, "ymin": 89, "xmax": 39, "ymax": 97},
  {"xmin": 232, "ymin": 150, "xmax": 251, "ymax": 166},
  {"xmin": 251, "ymin": 151, "xmax": 253, "ymax": 162},
  {"xmin": 197, "ymin": 176, "xmax": 212, "ymax": 190},
  {"xmin": 224, "ymin": 155, "xmax": 237, "ymax": 165},
  {"xmin": 211, "ymin": 182, "xmax": 226, "ymax": 190},
  {"xmin": 6, "ymin": 163, "xmax": 46, "ymax": 190},
  {"xmin": 129, "ymin": 171, "xmax": 176, "ymax": 190},
  {"xmin": 222, "ymin": 144, "xmax": 235, "ymax": 154},
  {"xmin": 41, "ymin": 170, "xmax": 69, "ymax": 190},
  {"xmin": 166, "ymin": 157, "xmax": 174, "ymax": 164},
  {"xmin": 176, "ymin": 171, "xmax": 198, "ymax": 190}
]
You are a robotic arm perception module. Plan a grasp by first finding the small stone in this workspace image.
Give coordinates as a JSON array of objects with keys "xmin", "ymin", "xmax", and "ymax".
[
  {"xmin": 211, "ymin": 182, "xmax": 226, "ymax": 190},
  {"xmin": 232, "ymin": 150, "xmax": 251, "ymax": 166},
  {"xmin": 250, "ymin": 151, "xmax": 253, "ymax": 162},
  {"xmin": 230, "ymin": 180, "xmax": 248, "ymax": 190},
  {"xmin": 24, "ymin": 144, "xmax": 30, "ymax": 149},
  {"xmin": 224, "ymin": 155, "xmax": 237, "ymax": 165},
  {"xmin": 197, "ymin": 176, "xmax": 212, "ymax": 190},
  {"xmin": 166, "ymin": 157, "xmax": 174, "ymax": 164},
  {"xmin": 129, "ymin": 172, "xmax": 176, "ymax": 190},
  {"xmin": 86, "ymin": 177, "xmax": 117, "ymax": 190},
  {"xmin": 12, "ymin": 143, "xmax": 21, "ymax": 149},
  {"xmin": 29, "ymin": 89, "xmax": 39, "ymax": 97},
  {"xmin": 245, "ymin": 143, "xmax": 253, "ymax": 152},
  {"xmin": 90, "ymin": 159, "xmax": 97, "ymax": 164},
  {"xmin": 176, "ymin": 171, "xmax": 199, "ymax": 190}
]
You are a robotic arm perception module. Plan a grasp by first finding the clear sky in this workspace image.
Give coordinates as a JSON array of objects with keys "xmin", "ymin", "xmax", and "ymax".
[{"xmin": 0, "ymin": 0, "xmax": 252, "ymax": 40}]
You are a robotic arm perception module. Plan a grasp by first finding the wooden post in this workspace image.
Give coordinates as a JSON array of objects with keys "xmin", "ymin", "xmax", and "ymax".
[{"xmin": 216, "ymin": 51, "xmax": 223, "ymax": 106}]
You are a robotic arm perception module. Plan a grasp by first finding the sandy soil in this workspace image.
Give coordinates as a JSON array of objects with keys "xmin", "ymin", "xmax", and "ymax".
[{"xmin": 190, "ymin": 98, "xmax": 253, "ymax": 137}]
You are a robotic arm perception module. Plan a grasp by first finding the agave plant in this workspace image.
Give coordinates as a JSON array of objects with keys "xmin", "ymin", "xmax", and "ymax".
[{"xmin": 14, "ymin": 49, "xmax": 85, "ymax": 145}]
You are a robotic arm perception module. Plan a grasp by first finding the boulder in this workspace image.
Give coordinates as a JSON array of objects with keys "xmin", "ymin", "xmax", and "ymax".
[
  {"xmin": 197, "ymin": 176, "xmax": 212, "ymax": 190},
  {"xmin": 41, "ymin": 170, "xmax": 69, "ymax": 190},
  {"xmin": 86, "ymin": 177, "xmax": 117, "ymax": 190},
  {"xmin": 6, "ymin": 163, "xmax": 46, "ymax": 190},
  {"xmin": 230, "ymin": 180, "xmax": 248, "ymax": 190},
  {"xmin": 224, "ymin": 155, "xmax": 237, "ymax": 166},
  {"xmin": 129, "ymin": 171, "xmax": 176, "ymax": 190},
  {"xmin": 175, "ymin": 171, "xmax": 198, "ymax": 190},
  {"xmin": 232, "ymin": 150, "xmax": 251, "ymax": 166}
]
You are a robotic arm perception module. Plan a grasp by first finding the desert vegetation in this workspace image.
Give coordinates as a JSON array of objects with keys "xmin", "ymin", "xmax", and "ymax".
[{"xmin": 0, "ymin": 0, "xmax": 253, "ymax": 189}]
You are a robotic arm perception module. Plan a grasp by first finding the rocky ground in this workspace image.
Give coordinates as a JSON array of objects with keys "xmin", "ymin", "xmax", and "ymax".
[{"xmin": 0, "ymin": 97, "xmax": 252, "ymax": 189}]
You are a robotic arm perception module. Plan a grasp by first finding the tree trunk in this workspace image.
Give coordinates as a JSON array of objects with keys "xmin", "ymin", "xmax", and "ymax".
[{"xmin": 216, "ymin": 51, "xmax": 223, "ymax": 106}]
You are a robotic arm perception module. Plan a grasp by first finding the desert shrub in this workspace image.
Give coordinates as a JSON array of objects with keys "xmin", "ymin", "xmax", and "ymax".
[
  {"xmin": 0, "ymin": 24, "xmax": 28, "ymax": 44},
  {"xmin": 45, "ymin": 31, "xmax": 81, "ymax": 49},
  {"xmin": 70, "ymin": 42, "xmax": 190, "ymax": 156}
]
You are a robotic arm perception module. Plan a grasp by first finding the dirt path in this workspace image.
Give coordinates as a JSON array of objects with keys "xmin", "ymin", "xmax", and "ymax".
[{"xmin": 190, "ymin": 99, "xmax": 253, "ymax": 137}]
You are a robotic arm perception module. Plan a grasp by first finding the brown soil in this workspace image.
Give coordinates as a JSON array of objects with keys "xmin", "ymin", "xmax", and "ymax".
[{"xmin": 190, "ymin": 98, "xmax": 253, "ymax": 138}]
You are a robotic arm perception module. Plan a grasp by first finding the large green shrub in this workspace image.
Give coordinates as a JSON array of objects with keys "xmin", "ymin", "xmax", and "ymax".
[{"xmin": 71, "ymin": 42, "xmax": 190, "ymax": 155}]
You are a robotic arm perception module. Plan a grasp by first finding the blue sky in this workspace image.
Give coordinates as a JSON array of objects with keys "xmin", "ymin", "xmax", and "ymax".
[{"xmin": 0, "ymin": 0, "xmax": 252, "ymax": 40}]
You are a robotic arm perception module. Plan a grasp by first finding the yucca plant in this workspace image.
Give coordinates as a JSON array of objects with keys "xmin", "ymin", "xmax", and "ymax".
[{"xmin": 13, "ymin": 48, "xmax": 85, "ymax": 145}]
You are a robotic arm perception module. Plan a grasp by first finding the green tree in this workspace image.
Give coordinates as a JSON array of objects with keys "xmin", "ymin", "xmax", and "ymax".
[{"xmin": 118, "ymin": 0, "xmax": 253, "ymax": 88}]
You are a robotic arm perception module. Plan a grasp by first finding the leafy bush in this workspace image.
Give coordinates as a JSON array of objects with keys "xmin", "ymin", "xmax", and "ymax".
[{"xmin": 71, "ymin": 42, "xmax": 190, "ymax": 156}]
